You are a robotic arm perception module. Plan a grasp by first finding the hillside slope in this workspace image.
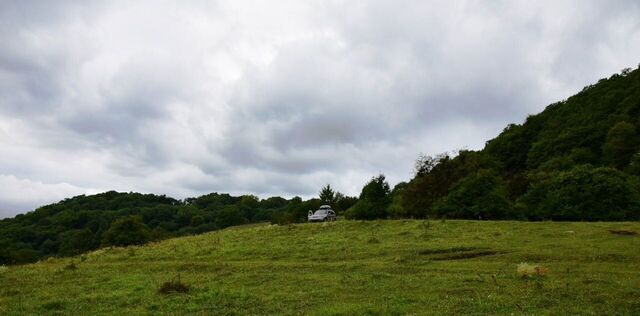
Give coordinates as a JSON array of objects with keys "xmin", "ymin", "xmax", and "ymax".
[
  {"xmin": 486, "ymin": 67, "xmax": 640, "ymax": 172},
  {"xmin": 400, "ymin": 66, "xmax": 640, "ymax": 221},
  {"xmin": 1, "ymin": 220, "xmax": 639, "ymax": 315}
]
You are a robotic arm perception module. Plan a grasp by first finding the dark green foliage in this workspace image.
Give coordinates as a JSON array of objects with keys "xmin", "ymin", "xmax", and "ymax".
[
  {"xmin": 401, "ymin": 66, "xmax": 640, "ymax": 221},
  {"xmin": 518, "ymin": 166, "xmax": 640, "ymax": 221},
  {"xmin": 319, "ymin": 184, "xmax": 336, "ymax": 205},
  {"xmin": 603, "ymin": 121, "xmax": 638, "ymax": 169},
  {"xmin": 402, "ymin": 151, "xmax": 499, "ymax": 218},
  {"xmin": 627, "ymin": 153, "xmax": 640, "ymax": 176},
  {"xmin": 387, "ymin": 182, "xmax": 409, "ymax": 218},
  {"xmin": 158, "ymin": 275, "xmax": 190, "ymax": 294},
  {"xmin": 58, "ymin": 229, "xmax": 99, "ymax": 256},
  {"xmin": 345, "ymin": 174, "xmax": 391, "ymax": 220},
  {"xmin": 259, "ymin": 196, "xmax": 288, "ymax": 209},
  {"xmin": 317, "ymin": 184, "xmax": 355, "ymax": 213},
  {"xmin": 0, "ymin": 191, "xmax": 335, "ymax": 264},
  {"xmin": 238, "ymin": 195, "xmax": 260, "ymax": 220},
  {"xmin": 214, "ymin": 206, "xmax": 247, "ymax": 229},
  {"xmin": 190, "ymin": 215, "xmax": 204, "ymax": 227},
  {"xmin": 102, "ymin": 216, "xmax": 150, "ymax": 247},
  {"xmin": 523, "ymin": 69, "xmax": 640, "ymax": 170},
  {"xmin": 485, "ymin": 120, "xmax": 541, "ymax": 173},
  {"xmin": 272, "ymin": 198, "xmax": 325, "ymax": 224},
  {"xmin": 360, "ymin": 174, "xmax": 391, "ymax": 201},
  {"xmin": 433, "ymin": 170, "xmax": 514, "ymax": 220},
  {"xmin": 335, "ymin": 195, "xmax": 358, "ymax": 214}
]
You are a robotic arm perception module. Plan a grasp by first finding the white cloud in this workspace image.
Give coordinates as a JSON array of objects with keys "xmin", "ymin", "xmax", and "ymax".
[{"xmin": 0, "ymin": 175, "xmax": 98, "ymax": 218}]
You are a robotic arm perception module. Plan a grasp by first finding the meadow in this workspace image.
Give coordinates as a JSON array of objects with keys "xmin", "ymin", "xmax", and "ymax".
[{"xmin": 1, "ymin": 220, "xmax": 639, "ymax": 315}]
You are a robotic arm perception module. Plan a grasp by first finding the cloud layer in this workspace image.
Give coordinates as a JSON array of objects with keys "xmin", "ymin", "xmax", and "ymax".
[{"xmin": 1, "ymin": 0, "xmax": 639, "ymax": 217}]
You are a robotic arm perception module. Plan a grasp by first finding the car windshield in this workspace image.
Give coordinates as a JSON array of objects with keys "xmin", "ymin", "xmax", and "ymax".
[{"xmin": 313, "ymin": 210, "xmax": 328, "ymax": 215}]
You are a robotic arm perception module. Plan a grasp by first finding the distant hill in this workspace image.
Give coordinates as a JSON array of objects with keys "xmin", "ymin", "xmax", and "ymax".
[
  {"xmin": 0, "ymin": 191, "xmax": 351, "ymax": 264},
  {"xmin": 398, "ymin": 66, "xmax": 640, "ymax": 221}
]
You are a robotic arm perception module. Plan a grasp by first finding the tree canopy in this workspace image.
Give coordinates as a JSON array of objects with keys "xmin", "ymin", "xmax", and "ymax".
[{"xmin": 394, "ymin": 66, "xmax": 640, "ymax": 221}]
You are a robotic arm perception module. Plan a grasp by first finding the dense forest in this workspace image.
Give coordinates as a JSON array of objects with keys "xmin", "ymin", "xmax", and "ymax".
[
  {"xmin": 2, "ymin": 66, "xmax": 639, "ymax": 264},
  {"xmin": 341, "ymin": 66, "xmax": 640, "ymax": 221},
  {"xmin": 391, "ymin": 65, "xmax": 640, "ymax": 221}
]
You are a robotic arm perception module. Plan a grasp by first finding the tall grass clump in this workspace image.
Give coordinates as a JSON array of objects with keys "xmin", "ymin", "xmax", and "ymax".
[
  {"xmin": 517, "ymin": 263, "xmax": 548, "ymax": 278},
  {"xmin": 158, "ymin": 274, "xmax": 190, "ymax": 294}
]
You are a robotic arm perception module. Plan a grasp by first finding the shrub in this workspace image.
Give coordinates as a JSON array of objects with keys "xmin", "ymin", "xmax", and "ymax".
[
  {"xmin": 102, "ymin": 216, "xmax": 151, "ymax": 247},
  {"xmin": 214, "ymin": 206, "xmax": 247, "ymax": 229},
  {"xmin": 433, "ymin": 170, "xmax": 513, "ymax": 220},
  {"xmin": 158, "ymin": 275, "xmax": 190, "ymax": 294},
  {"xmin": 627, "ymin": 153, "xmax": 640, "ymax": 176},
  {"xmin": 517, "ymin": 263, "xmax": 548, "ymax": 278},
  {"xmin": 42, "ymin": 301, "xmax": 65, "ymax": 311},
  {"xmin": 518, "ymin": 165, "xmax": 640, "ymax": 221},
  {"xmin": 345, "ymin": 174, "xmax": 391, "ymax": 220},
  {"xmin": 63, "ymin": 262, "xmax": 77, "ymax": 271},
  {"xmin": 58, "ymin": 229, "xmax": 99, "ymax": 256}
]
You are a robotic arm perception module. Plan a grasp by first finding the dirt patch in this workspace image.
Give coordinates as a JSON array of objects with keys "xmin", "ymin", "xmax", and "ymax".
[
  {"xmin": 418, "ymin": 247, "xmax": 478, "ymax": 255},
  {"xmin": 609, "ymin": 229, "xmax": 637, "ymax": 236},
  {"xmin": 417, "ymin": 247, "xmax": 503, "ymax": 260},
  {"xmin": 518, "ymin": 254, "xmax": 551, "ymax": 262},
  {"xmin": 158, "ymin": 274, "xmax": 190, "ymax": 295},
  {"xmin": 158, "ymin": 280, "xmax": 190, "ymax": 294},
  {"xmin": 367, "ymin": 237, "xmax": 381, "ymax": 244},
  {"xmin": 432, "ymin": 250, "xmax": 502, "ymax": 260},
  {"xmin": 592, "ymin": 253, "xmax": 627, "ymax": 262}
]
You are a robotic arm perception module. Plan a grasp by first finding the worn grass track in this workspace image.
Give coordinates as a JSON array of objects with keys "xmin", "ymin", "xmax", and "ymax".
[{"xmin": 1, "ymin": 220, "xmax": 639, "ymax": 315}]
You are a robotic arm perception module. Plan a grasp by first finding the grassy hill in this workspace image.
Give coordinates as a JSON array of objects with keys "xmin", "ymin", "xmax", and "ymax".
[{"xmin": 1, "ymin": 220, "xmax": 639, "ymax": 315}]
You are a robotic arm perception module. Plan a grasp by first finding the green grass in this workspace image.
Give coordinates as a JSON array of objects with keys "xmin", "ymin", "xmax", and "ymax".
[{"xmin": 1, "ymin": 220, "xmax": 639, "ymax": 315}]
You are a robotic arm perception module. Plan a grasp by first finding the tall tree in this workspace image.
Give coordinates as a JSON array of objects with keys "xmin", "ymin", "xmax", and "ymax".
[
  {"xmin": 319, "ymin": 184, "xmax": 336, "ymax": 205},
  {"xmin": 346, "ymin": 174, "xmax": 391, "ymax": 220}
]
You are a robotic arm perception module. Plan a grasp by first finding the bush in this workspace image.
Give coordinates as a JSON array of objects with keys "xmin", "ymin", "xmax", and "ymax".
[
  {"xmin": 345, "ymin": 200, "xmax": 383, "ymax": 220},
  {"xmin": 518, "ymin": 165, "xmax": 640, "ymax": 221},
  {"xmin": 517, "ymin": 263, "xmax": 548, "ymax": 278},
  {"xmin": 345, "ymin": 175, "xmax": 390, "ymax": 220},
  {"xmin": 58, "ymin": 229, "xmax": 98, "ymax": 256},
  {"xmin": 433, "ymin": 170, "xmax": 514, "ymax": 220},
  {"xmin": 626, "ymin": 153, "xmax": 640, "ymax": 176},
  {"xmin": 214, "ymin": 206, "xmax": 247, "ymax": 228},
  {"xmin": 158, "ymin": 274, "xmax": 190, "ymax": 294},
  {"xmin": 101, "ymin": 216, "xmax": 151, "ymax": 247}
]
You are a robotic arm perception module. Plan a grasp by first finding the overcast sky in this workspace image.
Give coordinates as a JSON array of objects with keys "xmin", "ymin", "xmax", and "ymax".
[{"xmin": 1, "ymin": 1, "xmax": 639, "ymax": 218}]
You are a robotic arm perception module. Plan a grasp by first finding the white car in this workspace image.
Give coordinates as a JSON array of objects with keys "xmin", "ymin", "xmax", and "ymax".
[{"xmin": 307, "ymin": 205, "xmax": 337, "ymax": 222}]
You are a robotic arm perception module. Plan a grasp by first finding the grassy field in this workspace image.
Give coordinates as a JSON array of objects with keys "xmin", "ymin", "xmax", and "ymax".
[{"xmin": 1, "ymin": 220, "xmax": 639, "ymax": 315}]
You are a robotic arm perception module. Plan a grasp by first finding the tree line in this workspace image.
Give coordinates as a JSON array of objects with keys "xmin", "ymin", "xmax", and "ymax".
[
  {"xmin": 343, "ymin": 66, "xmax": 640, "ymax": 221},
  {"xmin": 0, "ymin": 190, "xmax": 357, "ymax": 264}
]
